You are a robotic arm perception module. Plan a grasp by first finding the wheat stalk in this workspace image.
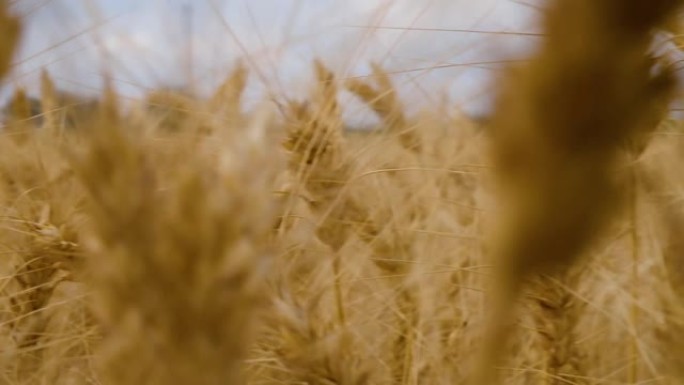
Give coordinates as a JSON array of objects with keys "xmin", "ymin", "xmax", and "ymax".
[{"xmin": 474, "ymin": 0, "xmax": 683, "ymax": 384}]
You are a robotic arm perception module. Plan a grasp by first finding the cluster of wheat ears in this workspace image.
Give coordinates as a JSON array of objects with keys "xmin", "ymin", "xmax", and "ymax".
[{"xmin": 3, "ymin": 0, "xmax": 684, "ymax": 384}]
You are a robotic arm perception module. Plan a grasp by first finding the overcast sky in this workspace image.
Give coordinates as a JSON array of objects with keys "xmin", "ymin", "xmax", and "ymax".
[{"xmin": 4, "ymin": 0, "xmax": 543, "ymax": 117}]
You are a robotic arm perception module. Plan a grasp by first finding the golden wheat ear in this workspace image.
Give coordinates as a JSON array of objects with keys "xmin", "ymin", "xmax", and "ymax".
[
  {"xmin": 39, "ymin": 69, "xmax": 60, "ymax": 131},
  {"xmin": 345, "ymin": 63, "xmax": 420, "ymax": 152},
  {"xmin": 209, "ymin": 60, "xmax": 247, "ymax": 117}
]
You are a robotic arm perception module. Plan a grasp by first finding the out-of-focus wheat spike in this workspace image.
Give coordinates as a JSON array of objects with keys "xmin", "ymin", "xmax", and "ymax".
[
  {"xmin": 144, "ymin": 88, "xmax": 199, "ymax": 134},
  {"xmin": 74, "ymin": 106, "xmax": 280, "ymax": 385},
  {"xmin": 527, "ymin": 271, "xmax": 587, "ymax": 385},
  {"xmin": 371, "ymin": 62, "xmax": 414, "ymax": 150},
  {"xmin": 284, "ymin": 60, "xmax": 426, "ymax": 384},
  {"xmin": 98, "ymin": 80, "xmax": 121, "ymax": 126},
  {"xmin": 284, "ymin": 61, "xmax": 346, "ymax": 209},
  {"xmin": 344, "ymin": 78, "xmax": 376, "ymax": 105},
  {"xmin": 626, "ymin": 57, "xmax": 678, "ymax": 157},
  {"xmin": 640, "ymin": 122, "xmax": 684, "ymax": 382},
  {"xmin": 9, "ymin": 87, "xmax": 31, "ymax": 121},
  {"xmin": 6, "ymin": 87, "xmax": 34, "ymax": 143},
  {"xmin": 345, "ymin": 64, "xmax": 419, "ymax": 152},
  {"xmin": 369, "ymin": 62, "xmax": 395, "ymax": 98},
  {"xmin": 40, "ymin": 69, "xmax": 59, "ymax": 131},
  {"xmin": 9, "ymin": 209, "xmax": 77, "ymax": 377},
  {"xmin": 209, "ymin": 60, "xmax": 248, "ymax": 122},
  {"xmin": 0, "ymin": 0, "xmax": 21, "ymax": 82},
  {"xmin": 313, "ymin": 59, "xmax": 341, "ymax": 120},
  {"xmin": 262, "ymin": 287, "xmax": 373, "ymax": 385},
  {"xmin": 284, "ymin": 61, "xmax": 352, "ymax": 326},
  {"xmin": 622, "ymin": 61, "xmax": 677, "ymax": 383},
  {"xmin": 346, "ymin": 63, "xmax": 406, "ymax": 126},
  {"xmin": 664, "ymin": 15, "xmax": 684, "ymax": 51}
]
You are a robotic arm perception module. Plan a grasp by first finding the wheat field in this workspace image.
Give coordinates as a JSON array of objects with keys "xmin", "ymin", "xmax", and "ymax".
[{"xmin": 2, "ymin": 0, "xmax": 684, "ymax": 384}]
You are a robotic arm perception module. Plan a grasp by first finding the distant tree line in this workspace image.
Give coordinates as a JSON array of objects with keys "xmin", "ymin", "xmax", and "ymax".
[
  {"xmin": 0, "ymin": 85, "xmax": 197, "ymax": 131},
  {"xmin": 0, "ymin": 88, "xmax": 99, "ymax": 129}
]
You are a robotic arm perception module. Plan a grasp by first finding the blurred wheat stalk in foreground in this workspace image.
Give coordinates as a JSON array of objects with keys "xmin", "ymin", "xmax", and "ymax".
[{"xmin": 475, "ymin": 0, "xmax": 684, "ymax": 384}]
